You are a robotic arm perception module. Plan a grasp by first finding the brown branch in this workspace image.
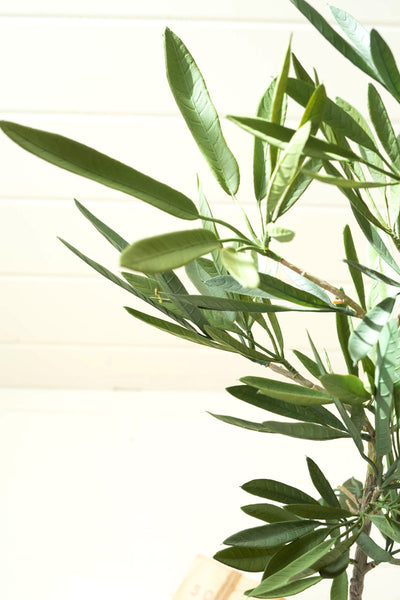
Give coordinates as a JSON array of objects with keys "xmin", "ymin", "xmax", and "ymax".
[{"xmin": 265, "ymin": 250, "xmax": 366, "ymax": 318}]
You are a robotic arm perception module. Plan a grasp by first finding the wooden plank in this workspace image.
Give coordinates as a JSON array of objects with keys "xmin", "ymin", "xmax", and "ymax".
[
  {"xmin": 0, "ymin": 344, "xmax": 346, "ymax": 389},
  {"xmin": 0, "ymin": 20, "xmax": 399, "ymax": 118},
  {"xmin": 172, "ymin": 555, "xmax": 260, "ymax": 600},
  {"xmin": 1, "ymin": 0, "xmax": 400, "ymax": 24}
]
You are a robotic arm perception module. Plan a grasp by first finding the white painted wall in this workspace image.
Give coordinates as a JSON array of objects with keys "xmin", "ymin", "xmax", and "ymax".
[{"xmin": 2, "ymin": 2, "xmax": 400, "ymax": 599}]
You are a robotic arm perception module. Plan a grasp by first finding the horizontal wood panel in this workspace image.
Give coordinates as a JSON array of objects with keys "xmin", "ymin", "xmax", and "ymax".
[
  {"xmin": 1, "ymin": 20, "xmax": 399, "ymax": 118},
  {"xmin": 1, "ymin": 272, "xmax": 353, "ymax": 348},
  {"xmin": 0, "ymin": 196, "xmax": 366, "ymax": 275},
  {"xmin": 2, "ymin": 1, "xmax": 400, "ymax": 24},
  {"xmin": 0, "ymin": 344, "xmax": 346, "ymax": 389}
]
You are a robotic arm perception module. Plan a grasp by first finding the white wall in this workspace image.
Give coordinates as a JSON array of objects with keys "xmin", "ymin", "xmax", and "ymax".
[
  {"xmin": 1, "ymin": 0, "xmax": 400, "ymax": 390},
  {"xmin": 2, "ymin": 3, "xmax": 400, "ymax": 600}
]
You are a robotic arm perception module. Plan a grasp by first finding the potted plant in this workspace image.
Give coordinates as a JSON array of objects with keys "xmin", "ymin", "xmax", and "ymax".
[{"xmin": 2, "ymin": 1, "xmax": 400, "ymax": 598}]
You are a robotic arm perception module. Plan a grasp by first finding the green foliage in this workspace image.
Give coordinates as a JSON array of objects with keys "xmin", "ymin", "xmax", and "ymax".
[{"xmin": 5, "ymin": 5, "xmax": 400, "ymax": 599}]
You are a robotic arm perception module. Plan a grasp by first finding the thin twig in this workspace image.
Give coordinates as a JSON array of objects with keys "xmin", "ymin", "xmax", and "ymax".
[{"xmin": 265, "ymin": 250, "xmax": 366, "ymax": 318}]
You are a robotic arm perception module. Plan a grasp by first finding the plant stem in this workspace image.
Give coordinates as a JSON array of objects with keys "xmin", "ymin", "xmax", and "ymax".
[
  {"xmin": 349, "ymin": 441, "xmax": 378, "ymax": 600},
  {"xmin": 265, "ymin": 249, "xmax": 366, "ymax": 318}
]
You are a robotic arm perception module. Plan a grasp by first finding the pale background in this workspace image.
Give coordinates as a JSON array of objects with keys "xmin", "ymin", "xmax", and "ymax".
[{"xmin": 1, "ymin": 1, "xmax": 400, "ymax": 598}]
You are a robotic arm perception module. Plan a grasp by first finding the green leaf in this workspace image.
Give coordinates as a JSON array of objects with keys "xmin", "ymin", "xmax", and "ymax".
[
  {"xmin": 269, "ymin": 36, "xmax": 292, "ymax": 172},
  {"xmin": 260, "ymin": 421, "xmax": 349, "ymax": 441},
  {"xmin": 241, "ymin": 376, "xmax": 333, "ymax": 406},
  {"xmin": 330, "ymin": 571, "xmax": 348, "ymax": 600},
  {"xmin": 313, "ymin": 533, "xmax": 359, "ymax": 573},
  {"xmin": 307, "ymin": 457, "xmax": 340, "ymax": 508},
  {"xmin": 165, "ymin": 294, "xmax": 342, "ymax": 314},
  {"xmin": 164, "ymin": 28, "xmax": 239, "ymax": 195},
  {"xmin": 227, "ymin": 115, "xmax": 360, "ymax": 163},
  {"xmin": 224, "ymin": 520, "xmax": 319, "ymax": 549},
  {"xmin": 123, "ymin": 306, "xmax": 226, "ymax": 351},
  {"xmin": 285, "ymin": 504, "xmax": 351, "ymax": 519},
  {"xmin": 214, "ymin": 547, "xmax": 275, "ymax": 573},
  {"xmin": 265, "ymin": 224, "xmax": 295, "ymax": 242},
  {"xmin": 301, "ymin": 168, "xmax": 392, "ymax": 189},
  {"xmin": 320, "ymin": 374, "xmax": 371, "ymax": 404},
  {"xmin": 263, "ymin": 528, "xmax": 329, "ymax": 578},
  {"xmin": 257, "ymin": 272, "xmax": 334, "ymax": 309},
  {"xmin": 369, "ymin": 514, "xmax": 400, "ymax": 543},
  {"xmin": 210, "ymin": 413, "xmax": 268, "ymax": 433},
  {"xmin": 58, "ymin": 238, "xmax": 192, "ymax": 330},
  {"xmin": 204, "ymin": 327, "xmax": 269, "ymax": 362},
  {"xmin": 197, "ymin": 179, "xmax": 225, "ymax": 274},
  {"xmin": 348, "ymin": 295, "xmax": 397, "ymax": 362},
  {"xmin": 375, "ymin": 319, "xmax": 399, "ymax": 456},
  {"xmin": 344, "ymin": 259, "xmax": 400, "ymax": 288},
  {"xmin": 357, "ymin": 532, "xmax": 392, "ymax": 563},
  {"xmin": 0, "ymin": 120, "xmax": 198, "ymax": 221},
  {"xmin": 343, "ymin": 225, "xmax": 366, "ymax": 310},
  {"xmin": 351, "ymin": 207, "xmax": 400, "ymax": 276},
  {"xmin": 242, "ymin": 479, "xmax": 318, "ymax": 505},
  {"xmin": 293, "ymin": 350, "xmax": 321, "ymax": 379},
  {"xmin": 368, "ymin": 84, "xmax": 400, "ymax": 172},
  {"xmin": 221, "ymin": 247, "xmax": 260, "ymax": 288},
  {"xmin": 241, "ymin": 503, "xmax": 299, "ymax": 523},
  {"xmin": 330, "ymin": 6, "xmax": 374, "ymax": 72},
  {"xmin": 307, "ymin": 331, "xmax": 327, "ymax": 375},
  {"xmin": 253, "ymin": 80, "xmax": 275, "ymax": 202},
  {"xmin": 247, "ymin": 539, "xmax": 333, "ymax": 596},
  {"xmin": 266, "ymin": 122, "xmax": 312, "ymax": 220},
  {"xmin": 154, "ymin": 270, "xmax": 209, "ymax": 332},
  {"xmin": 370, "ymin": 29, "xmax": 400, "ymax": 101},
  {"xmin": 246, "ymin": 576, "xmax": 322, "ymax": 598},
  {"xmin": 291, "ymin": 52, "xmax": 314, "ymax": 86},
  {"xmin": 120, "ymin": 229, "xmax": 220, "ymax": 274},
  {"xmin": 73, "ymin": 199, "xmax": 128, "ymax": 252},
  {"xmin": 288, "ymin": 0, "xmax": 379, "ymax": 82},
  {"xmin": 299, "ymin": 83, "xmax": 327, "ymax": 131},
  {"xmin": 274, "ymin": 158, "xmax": 322, "ymax": 218},
  {"xmin": 226, "ymin": 384, "xmax": 345, "ymax": 430},
  {"xmin": 336, "ymin": 314, "xmax": 358, "ymax": 377},
  {"xmin": 286, "ymin": 78, "xmax": 377, "ymax": 153}
]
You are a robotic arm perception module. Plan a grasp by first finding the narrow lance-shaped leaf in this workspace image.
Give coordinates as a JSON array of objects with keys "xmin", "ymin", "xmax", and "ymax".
[
  {"xmin": 260, "ymin": 421, "xmax": 349, "ymax": 441},
  {"xmin": 224, "ymin": 520, "xmax": 319, "ymax": 549},
  {"xmin": 263, "ymin": 529, "xmax": 329, "ymax": 579},
  {"xmin": 357, "ymin": 532, "xmax": 392, "ymax": 563},
  {"xmin": 343, "ymin": 225, "xmax": 366, "ymax": 310},
  {"xmin": 375, "ymin": 320, "xmax": 399, "ymax": 457},
  {"xmin": 214, "ymin": 547, "xmax": 276, "ymax": 573},
  {"xmin": 344, "ymin": 259, "xmax": 400, "ymax": 288},
  {"xmin": 348, "ymin": 295, "xmax": 397, "ymax": 363},
  {"xmin": 164, "ymin": 28, "xmax": 239, "ymax": 195},
  {"xmin": 241, "ymin": 503, "xmax": 300, "ymax": 524},
  {"xmin": 370, "ymin": 29, "xmax": 400, "ymax": 102},
  {"xmin": 286, "ymin": 78, "xmax": 377, "ymax": 153},
  {"xmin": 330, "ymin": 6, "xmax": 374, "ymax": 72},
  {"xmin": 246, "ymin": 576, "xmax": 322, "ymax": 598},
  {"xmin": 120, "ymin": 229, "xmax": 221, "ymax": 274},
  {"xmin": 197, "ymin": 178, "xmax": 225, "ymax": 275},
  {"xmin": 254, "ymin": 78, "xmax": 278, "ymax": 202},
  {"xmin": 307, "ymin": 456, "xmax": 340, "ymax": 508},
  {"xmin": 269, "ymin": 36, "xmax": 292, "ymax": 172},
  {"xmin": 0, "ymin": 121, "xmax": 199, "ymax": 221},
  {"xmin": 301, "ymin": 168, "xmax": 394, "ymax": 189},
  {"xmin": 247, "ymin": 539, "xmax": 333, "ymax": 596},
  {"xmin": 241, "ymin": 376, "xmax": 333, "ymax": 406},
  {"xmin": 242, "ymin": 478, "xmax": 318, "ymax": 505},
  {"xmin": 288, "ymin": 0, "xmax": 380, "ymax": 83},
  {"xmin": 330, "ymin": 571, "xmax": 348, "ymax": 600},
  {"xmin": 368, "ymin": 84, "xmax": 400, "ymax": 173},
  {"xmin": 74, "ymin": 199, "xmax": 128, "ymax": 252},
  {"xmin": 336, "ymin": 313, "xmax": 358, "ymax": 377},
  {"xmin": 266, "ymin": 122, "xmax": 312, "ymax": 221},
  {"xmin": 227, "ymin": 115, "xmax": 363, "ymax": 163},
  {"xmin": 226, "ymin": 384, "xmax": 346, "ymax": 430},
  {"xmin": 123, "ymin": 306, "xmax": 226, "ymax": 351}
]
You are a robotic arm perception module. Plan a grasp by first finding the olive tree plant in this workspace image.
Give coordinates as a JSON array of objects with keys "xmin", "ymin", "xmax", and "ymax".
[{"xmin": 3, "ymin": 1, "xmax": 400, "ymax": 598}]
